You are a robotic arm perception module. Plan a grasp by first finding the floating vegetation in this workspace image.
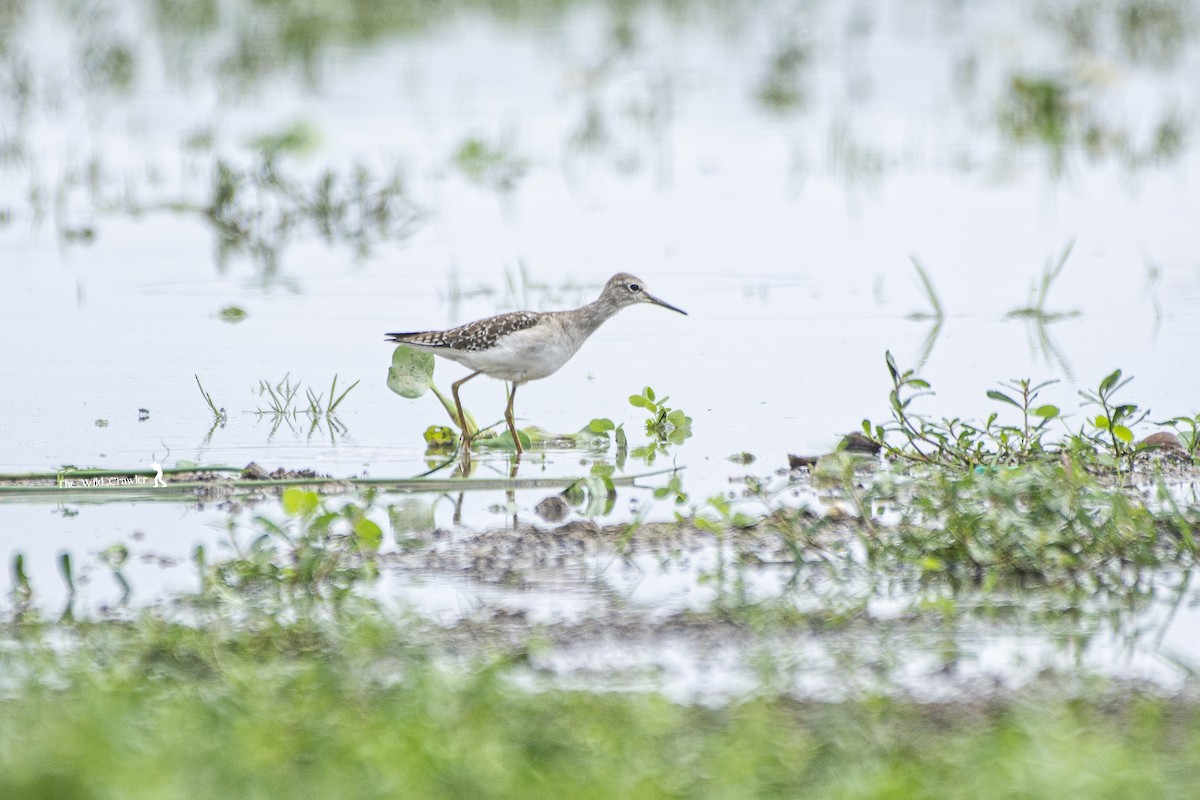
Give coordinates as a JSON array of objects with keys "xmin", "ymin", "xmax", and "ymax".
[
  {"xmin": 248, "ymin": 119, "xmax": 322, "ymax": 157},
  {"xmin": 1001, "ymin": 74, "xmax": 1077, "ymax": 154},
  {"xmin": 629, "ymin": 386, "xmax": 690, "ymax": 440},
  {"xmin": 205, "ymin": 156, "xmax": 424, "ymax": 268},
  {"xmin": 453, "ymin": 134, "xmax": 528, "ymax": 191},
  {"xmin": 999, "ymin": 69, "xmax": 1190, "ymax": 173},
  {"xmin": 755, "ymin": 40, "xmax": 812, "ymax": 112},
  {"xmin": 216, "ymin": 305, "xmax": 247, "ymax": 323}
]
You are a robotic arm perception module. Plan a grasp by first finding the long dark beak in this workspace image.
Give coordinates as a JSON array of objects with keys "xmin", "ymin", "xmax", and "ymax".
[{"xmin": 646, "ymin": 293, "xmax": 687, "ymax": 315}]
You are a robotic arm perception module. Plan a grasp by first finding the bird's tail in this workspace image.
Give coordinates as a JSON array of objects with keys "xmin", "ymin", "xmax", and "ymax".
[{"xmin": 385, "ymin": 332, "xmax": 418, "ymax": 343}]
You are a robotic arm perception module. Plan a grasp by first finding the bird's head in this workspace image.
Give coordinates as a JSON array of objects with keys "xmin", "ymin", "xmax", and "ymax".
[{"xmin": 601, "ymin": 273, "xmax": 687, "ymax": 315}]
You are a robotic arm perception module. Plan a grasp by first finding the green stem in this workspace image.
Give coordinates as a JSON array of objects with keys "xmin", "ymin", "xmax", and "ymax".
[{"xmin": 430, "ymin": 384, "xmax": 478, "ymax": 436}]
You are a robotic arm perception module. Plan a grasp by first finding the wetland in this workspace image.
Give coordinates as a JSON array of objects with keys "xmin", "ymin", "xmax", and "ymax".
[{"xmin": 4, "ymin": 0, "xmax": 1200, "ymax": 795}]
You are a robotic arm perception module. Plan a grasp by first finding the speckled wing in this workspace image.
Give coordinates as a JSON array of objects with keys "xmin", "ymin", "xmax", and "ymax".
[{"xmin": 386, "ymin": 311, "xmax": 544, "ymax": 351}]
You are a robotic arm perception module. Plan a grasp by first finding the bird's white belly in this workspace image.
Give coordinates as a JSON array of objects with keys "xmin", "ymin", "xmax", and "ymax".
[{"xmin": 452, "ymin": 331, "xmax": 581, "ymax": 383}]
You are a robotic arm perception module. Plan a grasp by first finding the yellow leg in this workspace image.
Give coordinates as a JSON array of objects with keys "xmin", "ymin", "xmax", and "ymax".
[
  {"xmin": 451, "ymin": 371, "xmax": 482, "ymax": 449},
  {"xmin": 505, "ymin": 382, "xmax": 522, "ymax": 454}
]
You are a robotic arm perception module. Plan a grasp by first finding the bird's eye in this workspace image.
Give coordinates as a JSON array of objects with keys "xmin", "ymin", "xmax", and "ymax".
[{"xmin": 628, "ymin": 283, "xmax": 641, "ymax": 293}]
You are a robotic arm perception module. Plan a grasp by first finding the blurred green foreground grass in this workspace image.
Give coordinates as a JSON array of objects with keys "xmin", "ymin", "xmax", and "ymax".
[{"xmin": 2, "ymin": 612, "xmax": 1197, "ymax": 800}]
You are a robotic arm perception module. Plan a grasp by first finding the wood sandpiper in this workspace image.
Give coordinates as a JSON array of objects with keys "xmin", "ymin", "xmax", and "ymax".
[{"xmin": 386, "ymin": 273, "xmax": 687, "ymax": 454}]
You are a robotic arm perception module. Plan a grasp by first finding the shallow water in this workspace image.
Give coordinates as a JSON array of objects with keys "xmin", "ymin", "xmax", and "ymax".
[{"xmin": 3, "ymin": 0, "xmax": 1200, "ymax": 698}]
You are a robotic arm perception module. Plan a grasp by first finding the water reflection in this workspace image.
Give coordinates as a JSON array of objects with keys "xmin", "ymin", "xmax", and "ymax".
[{"xmin": 1, "ymin": 0, "xmax": 1197, "ymax": 261}]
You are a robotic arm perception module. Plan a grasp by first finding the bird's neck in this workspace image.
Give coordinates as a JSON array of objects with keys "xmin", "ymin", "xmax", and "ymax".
[{"xmin": 569, "ymin": 298, "xmax": 623, "ymax": 342}]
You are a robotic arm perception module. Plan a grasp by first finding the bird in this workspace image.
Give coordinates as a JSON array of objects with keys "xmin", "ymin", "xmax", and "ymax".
[{"xmin": 386, "ymin": 273, "xmax": 687, "ymax": 454}]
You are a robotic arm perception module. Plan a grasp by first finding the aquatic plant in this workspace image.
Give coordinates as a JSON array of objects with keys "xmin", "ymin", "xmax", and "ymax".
[
  {"xmin": 1006, "ymin": 241, "xmax": 1081, "ymax": 322},
  {"xmin": 629, "ymin": 386, "xmax": 692, "ymax": 445},
  {"xmin": 862, "ymin": 352, "xmax": 1175, "ymax": 475},
  {"xmin": 194, "ymin": 374, "xmax": 228, "ymax": 426}
]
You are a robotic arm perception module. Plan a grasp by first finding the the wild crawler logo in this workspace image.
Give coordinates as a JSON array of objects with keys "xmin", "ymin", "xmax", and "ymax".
[
  {"xmin": 56, "ymin": 446, "xmax": 169, "ymax": 488},
  {"xmin": 58, "ymin": 473, "xmax": 151, "ymax": 488}
]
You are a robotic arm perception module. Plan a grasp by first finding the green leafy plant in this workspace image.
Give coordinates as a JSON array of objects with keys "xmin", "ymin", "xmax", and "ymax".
[
  {"xmin": 864, "ymin": 353, "xmax": 1169, "ymax": 473},
  {"xmin": 387, "ymin": 346, "xmax": 477, "ymax": 438},
  {"xmin": 985, "ymin": 378, "xmax": 1060, "ymax": 457},
  {"xmin": 1160, "ymin": 413, "xmax": 1200, "ymax": 459},
  {"xmin": 629, "ymin": 386, "xmax": 692, "ymax": 445},
  {"xmin": 864, "ymin": 352, "xmax": 997, "ymax": 469},
  {"xmin": 305, "ymin": 375, "xmax": 360, "ymax": 417},
  {"xmin": 563, "ymin": 465, "xmax": 618, "ymax": 517},
  {"xmin": 652, "ymin": 472, "xmax": 689, "ymax": 507},
  {"xmin": 203, "ymin": 487, "xmax": 382, "ymax": 608},
  {"xmin": 257, "ymin": 374, "xmax": 302, "ymax": 416},
  {"xmin": 256, "ymin": 373, "xmax": 359, "ymax": 427},
  {"xmin": 1077, "ymin": 369, "xmax": 1148, "ymax": 472}
]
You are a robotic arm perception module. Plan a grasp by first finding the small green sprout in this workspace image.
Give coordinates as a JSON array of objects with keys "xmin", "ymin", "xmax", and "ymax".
[{"xmin": 629, "ymin": 386, "xmax": 692, "ymax": 445}]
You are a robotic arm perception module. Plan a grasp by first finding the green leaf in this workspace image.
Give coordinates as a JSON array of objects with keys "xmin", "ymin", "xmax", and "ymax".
[
  {"xmin": 590, "ymin": 462, "xmax": 615, "ymax": 479},
  {"xmin": 1094, "ymin": 415, "xmax": 1111, "ymax": 430},
  {"xmin": 588, "ymin": 418, "xmax": 615, "ymax": 434},
  {"xmin": 423, "ymin": 426, "xmax": 456, "ymax": 446},
  {"xmin": 101, "ymin": 544, "xmax": 129, "ymax": 569},
  {"xmin": 615, "ymin": 426, "xmax": 627, "ymax": 449},
  {"xmin": 644, "ymin": 386, "xmax": 655, "ymax": 402},
  {"xmin": 1099, "ymin": 369, "xmax": 1122, "ymax": 395},
  {"xmin": 353, "ymin": 518, "xmax": 383, "ymax": 551},
  {"xmin": 13, "ymin": 553, "xmax": 31, "ymax": 595},
  {"xmin": 386, "ymin": 346, "xmax": 435, "ymax": 399},
  {"xmin": 1112, "ymin": 404, "xmax": 1137, "ymax": 421},
  {"xmin": 1113, "ymin": 425, "xmax": 1134, "ymax": 443},
  {"xmin": 491, "ymin": 428, "xmax": 532, "ymax": 451},
  {"xmin": 282, "ymin": 487, "xmax": 320, "ymax": 517},
  {"xmin": 217, "ymin": 305, "xmax": 247, "ymax": 323},
  {"xmin": 249, "ymin": 120, "xmax": 321, "ymax": 156},
  {"xmin": 1033, "ymin": 404, "xmax": 1060, "ymax": 418},
  {"xmin": 310, "ymin": 511, "xmax": 339, "ymax": 537},
  {"xmin": 628, "ymin": 395, "xmax": 651, "ymax": 409},
  {"xmin": 919, "ymin": 556, "xmax": 945, "ymax": 572},
  {"xmin": 58, "ymin": 552, "xmax": 74, "ymax": 593},
  {"xmin": 987, "ymin": 390, "xmax": 1022, "ymax": 409}
]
